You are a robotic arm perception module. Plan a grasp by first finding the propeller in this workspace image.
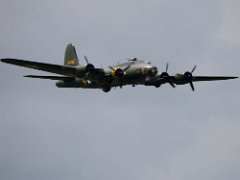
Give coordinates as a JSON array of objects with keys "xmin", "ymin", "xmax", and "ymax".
[
  {"xmin": 183, "ymin": 65, "xmax": 197, "ymax": 91},
  {"xmin": 84, "ymin": 55, "xmax": 89, "ymax": 64},
  {"xmin": 109, "ymin": 65, "xmax": 131, "ymax": 78},
  {"xmin": 84, "ymin": 55, "xmax": 95, "ymax": 72},
  {"xmin": 109, "ymin": 65, "xmax": 131, "ymax": 88},
  {"xmin": 159, "ymin": 63, "xmax": 175, "ymax": 88}
]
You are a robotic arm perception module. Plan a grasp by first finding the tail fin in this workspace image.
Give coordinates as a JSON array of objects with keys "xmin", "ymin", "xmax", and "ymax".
[{"xmin": 64, "ymin": 44, "xmax": 79, "ymax": 66}]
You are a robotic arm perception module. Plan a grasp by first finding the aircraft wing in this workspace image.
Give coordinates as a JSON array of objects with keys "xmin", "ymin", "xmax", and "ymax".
[
  {"xmin": 1, "ymin": 58, "xmax": 80, "ymax": 77},
  {"xmin": 169, "ymin": 75, "xmax": 238, "ymax": 84},
  {"xmin": 169, "ymin": 75, "xmax": 238, "ymax": 91},
  {"xmin": 192, "ymin": 76, "xmax": 238, "ymax": 82},
  {"xmin": 146, "ymin": 73, "xmax": 238, "ymax": 91}
]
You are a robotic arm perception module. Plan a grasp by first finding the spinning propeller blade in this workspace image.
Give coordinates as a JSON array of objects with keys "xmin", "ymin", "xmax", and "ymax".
[{"xmin": 184, "ymin": 65, "xmax": 197, "ymax": 91}]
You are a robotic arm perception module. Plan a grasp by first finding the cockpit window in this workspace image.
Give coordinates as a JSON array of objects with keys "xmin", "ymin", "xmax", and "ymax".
[{"xmin": 148, "ymin": 66, "xmax": 158, "ymax": 76}]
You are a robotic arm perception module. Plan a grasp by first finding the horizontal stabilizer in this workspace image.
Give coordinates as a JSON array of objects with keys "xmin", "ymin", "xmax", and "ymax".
[{"xmin": 24, "ymin": 75, "xmax": 74, "ymax": 81}]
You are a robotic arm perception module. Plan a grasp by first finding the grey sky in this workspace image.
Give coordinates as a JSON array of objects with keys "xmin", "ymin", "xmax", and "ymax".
[{"xmin": 0, "ymin": 0, "xmax": 239, "ymax": 180}]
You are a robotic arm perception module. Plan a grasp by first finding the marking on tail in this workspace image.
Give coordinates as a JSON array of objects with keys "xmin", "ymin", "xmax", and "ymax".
[{"xmin": 64, "ymin": 43, "xmax": 79, "ymax": 66}]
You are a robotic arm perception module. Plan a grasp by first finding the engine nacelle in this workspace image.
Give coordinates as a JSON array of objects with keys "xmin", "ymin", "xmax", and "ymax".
[{"xmin": 85, "ymin": 64, "xmax": 95, "ymax": 73}]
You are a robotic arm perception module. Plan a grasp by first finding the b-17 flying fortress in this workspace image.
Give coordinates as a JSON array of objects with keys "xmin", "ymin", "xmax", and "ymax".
[{"xmin": 1, "ymin": 44, "xmax": 238, "ymax": 92}]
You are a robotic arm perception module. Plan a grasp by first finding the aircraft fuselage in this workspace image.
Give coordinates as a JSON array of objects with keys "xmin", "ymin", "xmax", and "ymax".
[{"xmin": 56, "ymin": 60, "xmax": 158, "ymax": 89}]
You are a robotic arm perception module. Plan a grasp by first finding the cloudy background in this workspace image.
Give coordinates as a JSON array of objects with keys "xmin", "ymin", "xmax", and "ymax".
[{"xmin": 0, "ymin": 0, "xmax": 239, "ymax": 179}]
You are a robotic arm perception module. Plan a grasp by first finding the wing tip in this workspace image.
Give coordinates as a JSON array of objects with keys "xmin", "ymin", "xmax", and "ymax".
[
  {"xmin": 1, "ymin": 58, "xmax": 17, "ymax": 64},
  {"xmin": 1, "ymin": 58, "xmax": 8, "ymax": 63}
]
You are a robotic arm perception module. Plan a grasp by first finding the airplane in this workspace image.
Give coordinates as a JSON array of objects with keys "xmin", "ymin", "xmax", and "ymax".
[{"xmin": 1, "ymin": 43, "xmax": 238, "ymax": 92}]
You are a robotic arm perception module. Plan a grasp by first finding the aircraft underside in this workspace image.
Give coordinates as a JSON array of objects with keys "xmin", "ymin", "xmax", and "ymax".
[{"xmin": 55, "ymin": 77, "xmax": 146, "ymax": 91}]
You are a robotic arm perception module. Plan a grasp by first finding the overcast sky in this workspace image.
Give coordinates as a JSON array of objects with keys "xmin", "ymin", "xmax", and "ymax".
[{"xmin": 0, "ymin": 0, "xmax": 239, "ymax": 180}]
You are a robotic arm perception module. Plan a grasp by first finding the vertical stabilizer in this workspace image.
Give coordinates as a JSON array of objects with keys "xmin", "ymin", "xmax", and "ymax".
[{"xmin": 64, "ymin": 44, "xmax": 79, "ymax": 66}]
